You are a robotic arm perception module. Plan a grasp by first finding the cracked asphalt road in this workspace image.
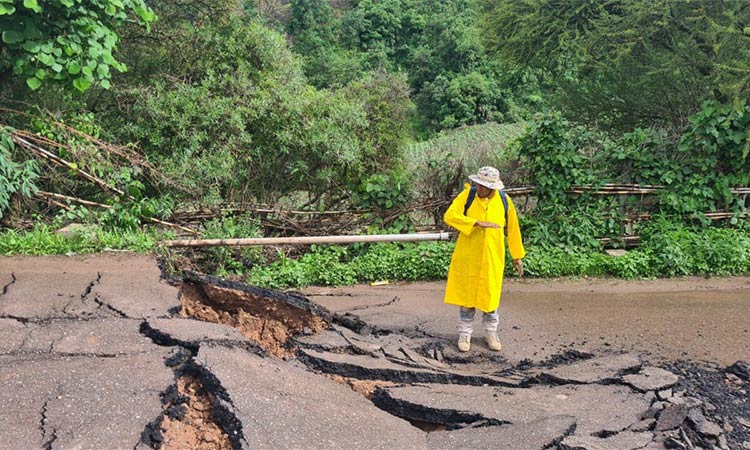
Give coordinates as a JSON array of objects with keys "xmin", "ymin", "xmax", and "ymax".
[
  {"xmin": 1, "ymin": 254, "xmax": 749, "ymax": 450},
  {"xmin": 304, "ymin": 277, "xmax": 750, "ymax": 365}
]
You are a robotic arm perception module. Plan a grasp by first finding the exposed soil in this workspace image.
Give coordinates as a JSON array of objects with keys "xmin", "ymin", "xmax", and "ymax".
[
  {"xmin": 325, "ymin": 374, "xmax": 397, "ymax": 399},
  {"xmin": 159, "ymin": 376, "xmax": 232, "ymax": 450},
  {"xmin": 180, "ymin": 280, "xmax": 327, "ymax": 357}
]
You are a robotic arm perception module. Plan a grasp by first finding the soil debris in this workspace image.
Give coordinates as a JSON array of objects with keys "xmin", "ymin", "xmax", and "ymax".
[
  {"xmin": 324, "ymin": 374, "xmax": 396, "ymax": 399},
  {"xmin": 179, "ymin": 276, "xmax": 327, "ymax": 357},
  {"xmin": 159, "ymin": 375, "xmax": 232, "ymax": 450},
  {"xmin": 663, "ymin": 361, "xmax": 750, "ymax": 450}
]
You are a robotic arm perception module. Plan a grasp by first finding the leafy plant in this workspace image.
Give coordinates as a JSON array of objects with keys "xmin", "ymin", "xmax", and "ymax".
[
  {"xmin": 0, "ymin": 0, "xmax": 156, "ymax": 91},
  {"xmin": 0, "ymin": 128, "xmax": 38, "ymax": 219},
  {"xmin": 0, "ymin": 224, "xmax": 163, "ymax": 255},
  {"xmin": 355, "ymin": 171, "xmax": 412, "ymax": 210},
  {"xmin": 664, "ymin": 100, "xmax": 750, "ymax": 219},
  {"xmin": 518, "ymin": 111, "xmax": 593, "ymax": 203}
]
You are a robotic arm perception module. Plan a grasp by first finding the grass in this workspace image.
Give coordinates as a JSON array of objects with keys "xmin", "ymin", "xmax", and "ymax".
[{"xmin": 0, "ymin": 225, "xmax": 167, "ymax": 255}]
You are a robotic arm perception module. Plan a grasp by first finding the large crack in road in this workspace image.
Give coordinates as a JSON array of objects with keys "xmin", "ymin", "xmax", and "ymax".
[
  {"xmin": 175, "ymin": 273, "xmax": 750, "ymax": 450},
  {"xmin": 2, "ymin": 255, "xmax": 749, "ymax": 450}
]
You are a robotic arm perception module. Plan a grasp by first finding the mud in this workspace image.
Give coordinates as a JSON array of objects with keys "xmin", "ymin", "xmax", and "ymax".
[
  {"xmin": 179, "ymin": 275, "xmax": 328, "ymax": 357},
  {"xmin": 324, "ymin": 374, "xmax": 396, "ymax": 399},
  {"xmin": 159, "ymin": 376, "xmax": 232, "ymax": 450},
  {"xmin": 306, "ymin": 276, "xmax": 750, "ymax": 365}
]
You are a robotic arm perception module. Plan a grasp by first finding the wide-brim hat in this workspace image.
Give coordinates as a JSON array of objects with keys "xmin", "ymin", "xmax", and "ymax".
[{"xmin": 469, "ymin": 166, "xmax": 505, "ymax": 190}]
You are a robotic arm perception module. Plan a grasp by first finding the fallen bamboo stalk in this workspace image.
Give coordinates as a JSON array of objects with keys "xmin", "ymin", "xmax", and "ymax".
[
  {"xmin": 46, "ymin": 198, "xmax": 72, "ymax": 211},
  {"xmin": 146, "ymin": 216, "xmax": 199, "ymax": 235},
  {"xmin": 36, "ymin": 191, "xmax": 198, "ymax": 235},
  {"xmin": 162, "ymin": 232, "xmax": 453, "ymax": 247},
  {"xmin": 37, "ymin": 191, "xmax": 110, "ymax": 209},
  {"xmin": 12, "ymin": 134, "xmax": 126, "ymax": 196}
]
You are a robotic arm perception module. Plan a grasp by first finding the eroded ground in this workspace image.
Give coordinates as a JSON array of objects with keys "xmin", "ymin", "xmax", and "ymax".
[{"xmin": 1, "ymin": 254, "xmax": 749, "ymax": 450}]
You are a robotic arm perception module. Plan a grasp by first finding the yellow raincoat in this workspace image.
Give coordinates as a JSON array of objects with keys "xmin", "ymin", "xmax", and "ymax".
[{"xmin": 443, "ymin": 184, "xmax": 525, "ymax": 312}]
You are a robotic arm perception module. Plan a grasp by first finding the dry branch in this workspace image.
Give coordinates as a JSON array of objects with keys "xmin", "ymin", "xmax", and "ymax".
[
  {"xmin": 36, "ymin": 191, "xmax": 110, "ymax": 209},
  {"xmin": 12, "ymin": 134, "xmax": 126, "ymax": 196},
  {"xmin": 1, "ymin": 108, "xmax": 190, "ymax": 194},
  {"xmin": 35, "ymin": 191, "xmax": 198, "ymax": 235}
]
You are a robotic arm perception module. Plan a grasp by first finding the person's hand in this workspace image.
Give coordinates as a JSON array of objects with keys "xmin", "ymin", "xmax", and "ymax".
[
  {"xmin": 474, "ymin": 221, "xmax": 500, "ymax": 229},
  {"xmin": 513, "ymin": 259, "xmax": 524, "ymax": 277}
]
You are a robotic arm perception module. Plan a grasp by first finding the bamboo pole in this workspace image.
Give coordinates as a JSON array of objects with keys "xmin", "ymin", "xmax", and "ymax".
[
  {"xmin": 12, "ymin": 135, "xmax": 126, "ymax": 196},
  {"xmin": 37, "ymin": 191, "xmax": 110, "ymax": 209},
  {"xmin": 162, "ymin": 232, "xmax": 453, "ymax": 247},
  {"xmin": 35, "ymin": 191, "xmax": 199, "ymax": 236}
]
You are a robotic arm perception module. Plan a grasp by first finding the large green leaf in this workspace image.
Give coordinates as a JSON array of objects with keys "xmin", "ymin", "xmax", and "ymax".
[
  {"xmin": 21, "ymin": 40, "xmax": 40, "ymax": 53},
  {"xmin": 26, "ymin": 77, "xmax": 42, "ymax": 90},
  {"xmin": 2, "ymin": 30, "xmax": 24, "ymax": 44},
  {"xmin": 67, "ymin": 61, "xmax": 81, "ymax": 75},
  {"xmin": 0, "ymin": 3, "xmax": 15, "ymax": 15},
  {"xmin": 37, "ymin": 52, "xmax": 55, "ymax": 66},
  {"xmin": 72, "ymin": 77, "xmax": 91, "ymax": 92},
  {"xmin": 22, "ymin": 0, "xmax": 41, "ymax": 13}
]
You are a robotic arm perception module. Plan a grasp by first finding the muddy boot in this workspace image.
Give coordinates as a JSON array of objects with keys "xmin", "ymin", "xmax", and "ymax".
[
  {"xmin": 458, "ymin": 335, "xmax": 471, "ymax": 352},
  {"xmin": 484, "ymin": 333, "xmax": 502, "ymax": 351}
]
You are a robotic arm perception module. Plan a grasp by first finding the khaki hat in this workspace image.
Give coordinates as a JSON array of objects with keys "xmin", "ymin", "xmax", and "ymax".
[{"xmin": 468, "ymin": 166, "xmax": 504, "ymax": 190}]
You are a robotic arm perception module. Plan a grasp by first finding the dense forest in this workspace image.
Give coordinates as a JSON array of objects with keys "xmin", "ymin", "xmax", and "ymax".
[{"xmin": 2, "ymin": 0, "xmax": 750, "ymax": 285}]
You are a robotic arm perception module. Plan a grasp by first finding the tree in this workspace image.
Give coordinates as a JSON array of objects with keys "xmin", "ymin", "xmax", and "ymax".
[
  {"xmin": 288, "ymin": 0, "xmax": 336, "ymax": 53},
  {"xmin": 106, "ymin": 19, "xmax": 411, "ymax": 207},
  {"xmin": 481, "ymin": 0, "xmax": 750, "ymax": 132},
  {"xmin": 417, "ymin": 71, "xmax": 507, "ymax": 131},
  {"xmin": 0, "ymin": 0, "xmax": 155, "ymax": 92}
]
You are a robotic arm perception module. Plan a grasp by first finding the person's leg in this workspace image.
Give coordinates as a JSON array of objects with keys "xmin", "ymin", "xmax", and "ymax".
[
  {"xmin": 482, "ymin": 309, "xmax": 499, "ymax": 333},
  {"xmin": 482, "ymin": 309, "xmax": 502, "ymax": 351},
  {"xmin": 458, "ymin": 307, "xmax": 475, "ymax": 351}
]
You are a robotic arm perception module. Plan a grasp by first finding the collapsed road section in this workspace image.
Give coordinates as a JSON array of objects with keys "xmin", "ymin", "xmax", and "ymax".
[
  {"xmin": 1, "ymin": 254, "xmax": 749, "ymax": 450},
  {"xmin": 178, "ymin": 269, "xmax": 750, "ymax": 450}
]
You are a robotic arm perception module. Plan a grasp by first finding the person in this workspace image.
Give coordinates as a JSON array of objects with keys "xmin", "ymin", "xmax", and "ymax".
[{"xmin": 443, "ymin": 166, "xmax": 525, "ymax": 352}]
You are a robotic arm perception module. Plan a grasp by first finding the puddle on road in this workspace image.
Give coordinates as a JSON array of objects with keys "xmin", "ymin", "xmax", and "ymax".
[{"xmin": 158, "ymin": 375, "xmax": 232, "ymax": 450}]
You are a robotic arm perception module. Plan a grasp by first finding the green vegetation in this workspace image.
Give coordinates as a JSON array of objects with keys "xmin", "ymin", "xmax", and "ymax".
[
  {"xmin": 2, "ymin": 0, "xmax": 750, "ymax": 288},
  {"xmin": 0, "ymin": 0, "xmax": 155, "ymax": 91},
  {"xmin": 0, "ymin": 225, "xmax": 163, "ymax": 255},
  {"xmin": 228, "ymin": 220, "xmax": 750, "ymax": 289}
]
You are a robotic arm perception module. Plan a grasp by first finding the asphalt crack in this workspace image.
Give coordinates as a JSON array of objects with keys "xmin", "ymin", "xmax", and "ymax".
[
  {"xmin": 60, "ymin": 272, "xmax": 101, "ymax": 317},
  {"xmin": 344, "ymin": 296, "xmax": 400, "ymax": 312},
  {"xmin": 0, "ymin": 313, "xmax": 30, "ymax": 323},
  {"xmin": 93, "ymin": 295, "xmax": 129, "ymax": 318},
  {"xmin": 81, "ymin": 273, "xmax": 130, "ymax": 318},
  {"xmin": 139, "ymin": 356, "xmax": 246, "ymax": 450},
  {"xmin": 138, "ymin": 320, "xmax": 266, "ymax": 358},
  {"xmin": 40, "ymin": 398, "xmax": 58, "ymax": 450},
  {"xmin": 136, "ymin": 321, "xmax": 248, "ymax": 450},
  {"xmin": 371, "ymin": 386, "xmax": 507, "ymax": 430},
  {"xmin": 1, "ymin": 273, "xmax": 16, "ymax": 297},
  {"xmin": 80, "ymin": 272, "xmax": 102, "ymax": 303}
]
